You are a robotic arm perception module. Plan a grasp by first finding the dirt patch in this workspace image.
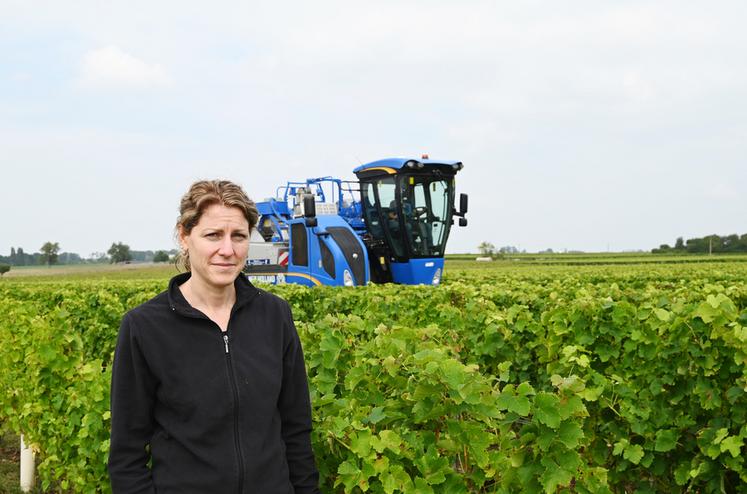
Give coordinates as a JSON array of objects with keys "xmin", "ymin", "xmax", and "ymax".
[{"xmin": 0, "ymin": 433, "xmax": 21, "ymax": 494}]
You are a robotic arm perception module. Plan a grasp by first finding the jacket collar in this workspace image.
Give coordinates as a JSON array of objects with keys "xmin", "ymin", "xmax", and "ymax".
[{"xmin": 167, "ymin": 271, "xmax": 260, "ymax": 317}]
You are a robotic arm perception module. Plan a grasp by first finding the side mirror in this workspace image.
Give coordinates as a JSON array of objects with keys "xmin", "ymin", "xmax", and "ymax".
[
  {"xmin": 459, "ymin": 193, "xmax": 468, "ymax": 215},
  {"xmin": 303, "ymin": 194, "xmax": 317, "ymax": 227}
]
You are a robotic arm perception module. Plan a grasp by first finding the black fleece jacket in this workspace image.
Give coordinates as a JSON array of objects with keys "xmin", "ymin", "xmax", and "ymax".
[{"xmin": 108, "ymin": 272, "xmax": 320, "ymax": 493}]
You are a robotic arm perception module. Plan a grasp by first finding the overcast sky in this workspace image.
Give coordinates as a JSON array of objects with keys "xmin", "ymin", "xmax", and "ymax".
[{"xmin": 1, "ymin": 1, "xmax": 745, "ymax": 256}]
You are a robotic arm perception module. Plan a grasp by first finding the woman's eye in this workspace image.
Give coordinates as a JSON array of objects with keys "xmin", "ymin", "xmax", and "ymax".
[{"xmin": 206, "ymin": 232, "xmax": 218, "ymax": 238}]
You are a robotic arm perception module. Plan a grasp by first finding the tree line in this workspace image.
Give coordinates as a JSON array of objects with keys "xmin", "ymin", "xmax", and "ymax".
[
  {"xmin": 652, "ymin": 233, "xmax": 747, "ymax": 254},
  {"xmin": 0, "ymin": 242, "xmax": 175, "ymax": 272},
  {"xmin": 477, "ymin": 241, "xmax": 527, "ymax": 256}
]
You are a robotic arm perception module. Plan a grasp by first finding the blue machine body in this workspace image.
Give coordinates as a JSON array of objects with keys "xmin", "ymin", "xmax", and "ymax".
[
  {"xmin": 247, "ymin": 178, "xmax": 370, "ymax": 287},
  {"xmin": 389, "ymin": 258, "xmax": 445, "ymax": 285},
  {"xmin": 353, "ymin": 157, "xmax": 463, "ymax": 173},
  {"xmin": 246, "ymin": 157, "xmax": 466, "ymax": 286},
  {"xmin": 284, "ymin": 215, "xmax": 369, "ymax": 287}
]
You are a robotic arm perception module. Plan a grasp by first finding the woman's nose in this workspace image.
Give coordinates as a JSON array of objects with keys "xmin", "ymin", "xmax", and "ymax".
[{"xmin": 218, "ymin": 236, "xmax": 234, "ymax": 255}]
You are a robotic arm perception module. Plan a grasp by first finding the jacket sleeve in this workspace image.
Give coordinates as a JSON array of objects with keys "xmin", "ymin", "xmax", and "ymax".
[
  {"xmin": 108, "ymin": 313, "xmax": 157, "ymax": 494},
  {"xmin": 278, "ymin": 302, "xmax": 321, "ymax": 494}
]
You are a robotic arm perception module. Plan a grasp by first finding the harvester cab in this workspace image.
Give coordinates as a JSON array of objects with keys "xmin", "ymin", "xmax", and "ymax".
[{"xmin": 354, "ymin": 157, "xmax": 468, "ymax": 285}]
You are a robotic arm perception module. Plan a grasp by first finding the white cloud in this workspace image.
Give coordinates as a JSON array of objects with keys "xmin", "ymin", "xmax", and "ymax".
[
  {"xmin": 2, "ymin": 1, "xmax": 746, "ymax": 255},
  {"xmin": 701, "ymin": 182, "xmax": 740, "ymax": 201},
  {"xmin": 622, "ymin": 70, "xmax": 655, "ymax": 103},
  {"xmin": 77, "ymin": 45, "xmax": 171, "ymax": 89},
  {"xmin": 10, "ymin": 71, "xmax": 32, "ymax": 83}
]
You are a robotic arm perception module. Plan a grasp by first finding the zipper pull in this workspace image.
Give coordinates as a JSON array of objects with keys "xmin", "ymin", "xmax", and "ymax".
[{"xmin": 223, "ymin": 334, "xmax": 229, "ymax": 354}]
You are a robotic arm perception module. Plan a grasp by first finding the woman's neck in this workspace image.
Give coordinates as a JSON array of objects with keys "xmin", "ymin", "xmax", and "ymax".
[{"xmin": 179, "ymin": 276, "xmax": 236, "ymax": 314}]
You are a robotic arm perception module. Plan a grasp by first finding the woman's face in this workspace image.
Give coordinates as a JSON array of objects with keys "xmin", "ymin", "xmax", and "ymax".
[{"xmin": 180, "ymin": 203, "xmax": 250, "ymax": 290}]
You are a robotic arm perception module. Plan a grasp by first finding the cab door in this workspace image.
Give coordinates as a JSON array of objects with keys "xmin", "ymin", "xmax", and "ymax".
[{"xmin": 287, "ymin": 221, "xmax": 317, "ymax": 286}]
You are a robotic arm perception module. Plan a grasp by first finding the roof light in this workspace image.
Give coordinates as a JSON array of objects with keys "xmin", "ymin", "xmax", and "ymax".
[{"xmin": 421, "ymin": 154, "xmax": 429, "ymax": 159}]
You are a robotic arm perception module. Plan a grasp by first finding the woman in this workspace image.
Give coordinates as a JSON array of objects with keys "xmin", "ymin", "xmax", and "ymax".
[{"xmin": 108, "ymin": 180, "xmax": 320, "ymax": 493}]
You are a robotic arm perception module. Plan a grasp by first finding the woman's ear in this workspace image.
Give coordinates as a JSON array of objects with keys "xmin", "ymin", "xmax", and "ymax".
[{"xmin": 178, "ymin": 225, "xmax": 188, "ymax": 250}]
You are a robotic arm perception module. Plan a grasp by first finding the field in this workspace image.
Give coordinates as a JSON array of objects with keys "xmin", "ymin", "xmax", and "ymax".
[
  {"xmin": 0, "ymin": 255, "xmax": 745, "ymax": 493},
  {"xmin": 1, "ymin": 262, "xmax": 178, "ymax": 281}
]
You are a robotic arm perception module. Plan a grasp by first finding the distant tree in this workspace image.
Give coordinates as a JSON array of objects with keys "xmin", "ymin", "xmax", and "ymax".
[
  {"xmin": 58, "ymin": 252, "xmax": 83, "ymax": 265},
  {"xmin": 477, "ymin": 241, "xmax": 496, "ymax": 256},
  {"xmin": 130, "ymin": 250, "xmax": 158, "ymax": 262},
  {"xmin": 40, "ymin": 242, "xmax": 60, "ymax": 266},
  {"xmin": 499, "ymin": 245, "xmax": 519, "ymax": 254},
  {"xmin": 17, "ymin": 247, "xmax": 26, "ymax": 266},
  {"xmin": 10, "ymin": 247, "xmax": 16, "ymax": 263},
  {"xmin": 652, "ymin": 244, "xmax": 671, "ymax": 254},
  {"xmin": 655, "ymin": 233, "xmax": 747, "ymax": 254},
  {"xmin": 108, "ymin": 242, "xmax": 133, "ymax": 264},
  {"xmin": 0, "ymin": 264, "xmax": 10, "ymax": 276},
  {"xmin": 153, "ymin": 250, "xmax": 170, "ymax": 263},
  {"xmin": 723, "ymin": 234, "xmax": 740, "ymax": 253},
  {"xmin": 685, "ymin": 237, "xmax": 704, "ymax": 253},
  {"xmin": 88, "ymin": 252, "xmax": 109, "ymax": 263}
]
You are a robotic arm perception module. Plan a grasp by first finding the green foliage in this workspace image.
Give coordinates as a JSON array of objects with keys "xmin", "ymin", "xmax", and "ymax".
[
  {"xmin": 152, "ymin": 250, "xmax": 170, "ymax": 263},
  {"xmin": 107, "ymin": 242, "xmax": 132, "ymax": 264},
  {"xmin": 0, "ymin": 262, "xmax": 746, "ymax": 492},
  {"xmin": 653, "ymin": 232, "xmax": 747, "ymax": 254},
  {"xmin": 301, "ymin": 315, "xmax": 595, "ymax": 493},
  {"xmin": 477, "ymin": 241, "xmax": 495, "ymax": 256},
  {"xmin": 39, "ymin": 242, "xmax": 60, "ymax": 266},
  {"xmin": 0, "ymin": 264, "xmax": 9, "ymax": 276}
]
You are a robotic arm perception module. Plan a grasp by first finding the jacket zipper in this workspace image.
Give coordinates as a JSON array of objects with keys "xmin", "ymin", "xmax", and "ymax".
[{"xmin": 223, "ymin": 333, "xmax": 245, "ymax": 493}]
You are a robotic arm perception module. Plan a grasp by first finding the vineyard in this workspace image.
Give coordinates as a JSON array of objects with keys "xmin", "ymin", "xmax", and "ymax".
[{"xmin": 0, "ymin": 258, "xmax": 746, "ymax": 493}]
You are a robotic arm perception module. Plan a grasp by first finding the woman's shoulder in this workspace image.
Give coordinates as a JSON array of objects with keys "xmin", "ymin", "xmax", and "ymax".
[
  {"xmin": 122, "ymin": 290, "xmax": 171, "ymax": 324},
  {"xmin": 251, "ymin": 286, "xmax": 292, "ymax": 313}
]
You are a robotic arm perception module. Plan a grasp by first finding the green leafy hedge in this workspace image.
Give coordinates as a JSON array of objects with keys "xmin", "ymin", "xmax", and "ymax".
[{"xmin": 0, "ymin": 269, "xmax": 746, "ymax": 493}]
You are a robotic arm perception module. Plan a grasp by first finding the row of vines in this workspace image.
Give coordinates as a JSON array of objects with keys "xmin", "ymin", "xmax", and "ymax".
[{"xmin": 0, "ymin": 264, "xmax": 746, "ymax": 493}]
